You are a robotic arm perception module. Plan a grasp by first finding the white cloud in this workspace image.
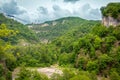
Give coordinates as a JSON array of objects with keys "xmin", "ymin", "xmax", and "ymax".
[
  {"xmin": 64, "ymin": 0, "xmax": 80, "ymax": 3},
  {"xmin": 0, "ymin": 0, "xmax": 120, "ymax": 23},
  {"xmin": 73, "ymin": 4, "xmax": 101, "ymax": 20},
  {"xmin": 0, "ymin": 0, "xmax": 26, "ymax": 15}
]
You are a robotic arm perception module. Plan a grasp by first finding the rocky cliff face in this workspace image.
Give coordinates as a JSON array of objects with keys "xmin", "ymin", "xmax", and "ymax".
[{"xmin": 102, "ymin": 16, "xmax": 120, "ymax": 27}]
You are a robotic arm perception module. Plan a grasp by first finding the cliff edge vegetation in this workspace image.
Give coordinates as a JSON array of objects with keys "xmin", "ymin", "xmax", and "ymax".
[
  {"xmin": 101, "ymin": 3, "xmax": 120, "ymax": 19},
  {"xmin": 101, "ymin": 3, "xmax": 120, "ymax": 27}
]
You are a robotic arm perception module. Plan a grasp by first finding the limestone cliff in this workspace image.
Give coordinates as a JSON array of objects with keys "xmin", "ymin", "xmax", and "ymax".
[
  {"xmin": 102, "ymin": 16, "xmax": 120, "ymax": 27},
  {"xmin": 101, "ymin": 3, "xmax": 120, "ymax": 27}
]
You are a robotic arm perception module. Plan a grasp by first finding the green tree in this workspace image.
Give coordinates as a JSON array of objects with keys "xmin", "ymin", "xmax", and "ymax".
[
  {"xmin": 112, "ymin": 26, "xmax": 120, "ymax": 40},
  {"xmin": 0, "ymin": 24, "xmax": 16, "ymax": 80},
  {"xmin": 70, "ymin": 75, "xmax": 91, "ymax": 80},
  {"xmin": 75, "ymin": 56, "xmax": 87, "ymax": 70},
  {"xmin": 62, "ymin": 69, "xmax": 75, "ymax": 80},
  {"xmin": 86, "ymin": 60, "xmax": 99, "ymax": 73},
  {"xmin": 16, "ymin": 67, "xmax": 49, "ymax": 80},
  {"xmin": 0, "ymin": 64, "xmax": 4, "ymax": 77},
  {"xmin": 98, "ymin": 54, "xmax": 112, "ymax": 69},
  {"xmin": 101, "ymin": 3, "xmax": 120, "ymax": 19},
  {"xmin": 92, "ymin": 25, "xmax": 108, "ymax": 37},
  {"xmin": 110, "ymin": 71, "xmax": 120, "ymax": 80},
  {"xmin": 16, "ymin": 67, "xmax": 31, "ymax": 80}
]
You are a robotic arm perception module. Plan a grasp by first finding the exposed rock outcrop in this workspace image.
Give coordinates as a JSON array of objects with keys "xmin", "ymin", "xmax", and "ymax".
[
  {"xmin": 101, "ymin": 3, "xmax": 120, "ymax": 27},
  {"xmin": 102, "ymin": 16, "xmax": 120, "ymax": 27}
]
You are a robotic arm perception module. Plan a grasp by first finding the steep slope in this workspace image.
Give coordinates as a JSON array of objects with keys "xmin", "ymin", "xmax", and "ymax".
[
  {"xmin": 28, "ymin": 17, "xmax": 100, "ymax": 42},
  {"xmin": 0, "ymin": 13, "xmax": 38, "ymax": 44}
]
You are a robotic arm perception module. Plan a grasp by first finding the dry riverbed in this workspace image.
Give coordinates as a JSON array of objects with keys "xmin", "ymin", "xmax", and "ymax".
[{"xmin": 12, "ymin": 66, "xmax": 62, "ymax": 80}]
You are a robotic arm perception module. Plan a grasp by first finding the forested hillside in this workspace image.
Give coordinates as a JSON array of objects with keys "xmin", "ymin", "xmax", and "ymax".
[
  {"xmin": 0, "ymin": 2, "xmax": 120, "ymax": 80},
  {"xmin": 0, "ymin": 13, "xmax": 38, "ymax": 44},
  {"xmin": 11, "ymin": 24, "xmax": 120, "ymax": 80},
  {"xmin": 29, "ymin": 17, "xmax": 99, "ymax": 41}
]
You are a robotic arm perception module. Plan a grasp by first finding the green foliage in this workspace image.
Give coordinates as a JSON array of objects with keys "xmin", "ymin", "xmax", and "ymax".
[
  {"xmin": 69, "ymin": 71, "xmax": 97, "ymax": 80},
  {"xmin": 115, "ymin": 47, "xmax": 120, "ymax": 65},
  {"xmin": 112, "ymin": 26, "xmax": 120, "ymax": 40},
  {"xmin": 70, "ymin": 75, "xmax": 90, "ymax": 80},
  {"xmin": 51, "ymin": 70, "xmax": 97, "ymax": 80},
  {"xmin": 86, "ymin": 60, "xmax": 99, "ymax": 73},
  {"xmin": 6, "ymin": 71, "xmax": 12, "ymax": 80},
  {"xmin": 30, "ymin": 17, "xmax": 99, "ymax": 41},
  {"xmin": 0, "ymin": 64, "xmax": 4, "ymax": 77},
  {"xmin": 0, "ymin": 77, "xmax": 5, "ymax": 80},
  {"xmin": 101, "ymin": 3, "xmax": 120, "ymax": 19},
  {"xmin": 6, "ymin": 54, "xmax": 17, "ymax": 71},
  {"xmin": 32, "ymin": 71, "xmax": 49, "ymax": 80},
  {"xmin": 0, "ymin": 23, "xmax": 15, "ymax": 38},
  {"xmin": 50, "ymin": 73, "xmax": 62, "ymax": 80},
  {"xmin": 0, "ymin": 13, "xmax": 38, "ymax": 44},
  {"xmin": 1, "ymin": 6, "xmax": 120, "ymax": 80},
  {"xmin": 59, "ymin": 53, "xmax": 75, "ymax": 66},
  {"xmin": 13, "ymin": 44, "xmax": 58, "ymax": 67},
  {"xmin": 110, "ymin": 71, "xmax": 120, "ymax": 80},
  {"xmin": 75, "ymin": 56, "xmax": 88, "ymax": 70},
  {"xmin": 57, "ymin": 24, "xmax": 120, "ymax": 77},
  {"xmin": 98, "ymin": 54, "xmax": 112, "ymax": 70},
  {"xmin": 92, "ymin": 25, "xmax": 108, "ymax": 37},
  {"xmin": 16, "ymin": 67, "xmax": 49, "ymax": 80},
  {"xmin": 0, "ymin": 23, "xmax": 16, "ymax": 80},
  {"xmin": 93, "ymin": 35, "xmax": 102, "ymax": 49},
  {"xmin": 62, "ymin": 69, "xmax": 75, "ymax": 80},
  {"xmin": 16, "ymin": 67, "xmax": 31, "ymax": 80},
  {"xmin": 89, "ymin": 71, "xmax": 97, "ymax": 80}
]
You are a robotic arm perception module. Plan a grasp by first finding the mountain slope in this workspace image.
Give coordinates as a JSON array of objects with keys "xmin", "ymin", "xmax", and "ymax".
[
  {"xmin": 28, "ymin": 17, "xmax": 100, "ymax": 42},
  {"xmin": 0, "ymin": 13, "xmax": 38, "ymax": 44}
]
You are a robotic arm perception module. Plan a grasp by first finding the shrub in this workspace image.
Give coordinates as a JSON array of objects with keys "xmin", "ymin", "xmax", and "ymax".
[
  {"xmin": 0, "ymin": 64, "xmax": 4, "ymax": 77},
  {"xmin": 110, "ymin": 71, "xmax": 120, "ymax": 80}
]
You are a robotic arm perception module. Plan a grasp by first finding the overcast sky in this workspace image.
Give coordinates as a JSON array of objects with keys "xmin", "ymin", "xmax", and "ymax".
[{"xmin": 0, "ymin": 0, "xmax": 120, "ymax": 24}]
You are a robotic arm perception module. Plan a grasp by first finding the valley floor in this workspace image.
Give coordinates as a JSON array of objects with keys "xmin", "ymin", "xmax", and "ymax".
[
  {"xmin": 12, "ymin": 65, "xmax": 62, "ymax": 80},
  {"xmin": 12, "ymin": 65, "xmax": 110, "ymax": 80}
]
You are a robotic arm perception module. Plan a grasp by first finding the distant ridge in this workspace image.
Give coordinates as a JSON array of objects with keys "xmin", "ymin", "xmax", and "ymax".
[{"xmin": 28, "ymin": 17, "xmax": 99, "ymax": 41}]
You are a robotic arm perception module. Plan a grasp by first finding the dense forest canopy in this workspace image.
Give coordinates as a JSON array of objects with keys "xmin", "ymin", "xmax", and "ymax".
[
  {"xmin": 0, "ymin": 13, "xmax": 38, "ymax": 44},
  {"xmin": 101, "ymin": 3, "xmax": 120, "ymax": 19}
]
